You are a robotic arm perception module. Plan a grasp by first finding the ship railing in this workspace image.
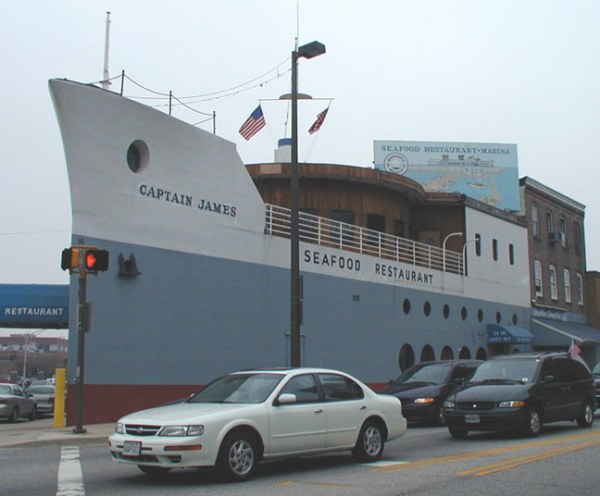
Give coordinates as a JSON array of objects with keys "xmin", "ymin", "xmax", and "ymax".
[{"xmin": 265, "ymin": 204, "xmax": 463, "ymax": 275}]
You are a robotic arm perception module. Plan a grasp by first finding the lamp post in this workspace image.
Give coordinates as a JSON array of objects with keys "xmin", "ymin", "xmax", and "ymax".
[
  {"xmin": 290, "ymin": 40, "xmax": 325, "ymax": 367},
  {"xmin": 22, "ymin": 330, "xmax": 44, "ymax": 387}
]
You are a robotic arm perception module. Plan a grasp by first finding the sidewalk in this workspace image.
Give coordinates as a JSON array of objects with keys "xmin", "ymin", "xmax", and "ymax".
[{"xmin": 0, "ymin": 417, "xmax": 114, "ymax": 448}]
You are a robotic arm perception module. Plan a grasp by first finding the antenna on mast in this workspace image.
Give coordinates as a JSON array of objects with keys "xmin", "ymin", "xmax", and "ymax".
[{"xmin": 102, "ymin": 12, "xmax": 111, "ymax": 89}]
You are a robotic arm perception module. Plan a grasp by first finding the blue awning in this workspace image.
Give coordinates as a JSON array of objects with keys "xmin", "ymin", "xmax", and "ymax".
[
  {"xmin": 487, "ymin": 324, "xmax": 534, "ymax": 345},
  {"xmin": 0, "ymin": 284, "xmax": 69, "ymax": 329},
  {"xmin": 531, "ymin": 318, "xmax": 600, "ymax": 346}
]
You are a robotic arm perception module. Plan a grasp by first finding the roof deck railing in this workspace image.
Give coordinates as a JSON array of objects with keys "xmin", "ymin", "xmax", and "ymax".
[{"xmin": 265, "ymin": 204, "xmax": 463, "ymax": 275}]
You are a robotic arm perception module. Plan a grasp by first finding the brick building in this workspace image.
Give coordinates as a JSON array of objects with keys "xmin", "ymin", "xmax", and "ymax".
[{"xmin": 520, "ymin": 177, "xmax": 600, "ymax": 365}]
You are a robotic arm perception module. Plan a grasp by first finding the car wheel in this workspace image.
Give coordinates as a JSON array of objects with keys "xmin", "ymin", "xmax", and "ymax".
[
  {"xmin": 448, "ymin": 427, "xmax": 468, "ymax": 439},
  {"xmin": 8, "ymin": 407, "xmax": 18, "ymax": 423},
  {"xmin": 137, "ymin": 465, "xmax": 171, "ymax": 475},
  {"xmin": 576, "ymin": 400, "xmax": 594, "ymax": 428},
  {"xmin": 523, "ymin": 406, "xmax": 542, "ymax": 437},
  {"xmin": 352, "ymin": 420, "xmax": 385, "ymax": 462},
  {"xmin": 217, "ymin": 432, "xmax": 258, "ymax": 482},
  {"xmin": 28, "ymin": 405, "xmax": 37, "ymax": 421}
]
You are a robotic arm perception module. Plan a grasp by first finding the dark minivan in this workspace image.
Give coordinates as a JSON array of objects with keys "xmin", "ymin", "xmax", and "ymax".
[
  {"xmin": 382, "ymin": 360, "xmax": 482, "ymax": 424},
  {"xmin": 442, "ymin": 352, "xmax": 595, "ymax": 438}
]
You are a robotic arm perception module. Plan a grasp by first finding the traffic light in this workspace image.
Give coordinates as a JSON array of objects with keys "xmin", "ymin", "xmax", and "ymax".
[
  {"xmin": 84, "ymin": 249, "xmax": 109, "ymax": 273},
  {"xmin": 61, "ymin": 248, "xmax": 80, "ymax": 271}
]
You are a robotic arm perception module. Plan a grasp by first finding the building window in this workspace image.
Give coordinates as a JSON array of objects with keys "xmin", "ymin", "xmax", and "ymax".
[
  {"xmin": 394, "ymin": 220, "xmax": 406, "ymax": 238},
  {"xmin": 576, "ymin": 273, "xmax": 584, "ymax": 306},
  {"xmin": 564, "ymin": 269, "xmax": 571, "ymax": 303},
  {"xmin": 531, "ymin": 203, "xmax": 539, "ymax": 239},
  {"xmin": 546, "ymin": 210, "xmax": 554, "ymax": 234},
  {"xmin": 534, "ymin": 261, "xmax": 543, "ymax": 297},
  {"xmin": 475, "ymin": 233, "xmax": 481, "ymax": 256},
  {"xmin": 549, "ymin": 265, "xmax": 558, "ymax": 300},
  {"xmin": 367, "ymin": 213, "xmax": 385, "ymax": 233},
  {"xmin": 330, "ymin": 209, "xmax": 355, "ymax": 245},
  {"xmin": 492, "ymin": 239, "xmax": 498, "ymax": 261},
  {"xmin": 508, "ymin": 244, "xmax": 515, "ymax": 265},
  {"xmin": 560, "ymin": 217, "xmax": 567, "ymax": 246},
  {"xmin": 574, "ymin": 222, "xmax": 582, "ymax": 255}
]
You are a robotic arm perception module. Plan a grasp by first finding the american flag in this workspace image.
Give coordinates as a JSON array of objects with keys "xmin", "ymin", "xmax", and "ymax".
[
  {"xmin": 569, "ymin": 340, "xmax": 581, "ymax": 356},
  {"xmin": 239, "ymin": 105, "xmax": 265, "ymax": 140},
  {"xmin": 308, "ymin": 107, "xmax": 329, "ymax": 135}
]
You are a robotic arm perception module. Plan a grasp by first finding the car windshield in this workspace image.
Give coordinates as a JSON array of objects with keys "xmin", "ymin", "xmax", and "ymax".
[
  {"xmin": 0, "ymin": 385, "xmax": 11, "ymax": 394},
  {"xmin": 396, "ymin": 363, "xmax": 452, "ymax": 385},
  {"xmin": 593, "ymin": 362, "xmax": 600, "ymax": 376},
  {"xmin": 27, "ymin": 386, "xmax": 54, "ymax": 394},
  {"xmin": 188, "ymin": 373, "xmax": 283, "ymax": 404},
  {"xmin": 470, "ymin": 359, "xmax": 537, "ymax": 383}
]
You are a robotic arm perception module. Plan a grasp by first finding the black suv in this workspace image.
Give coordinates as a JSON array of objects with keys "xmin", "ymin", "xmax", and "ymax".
[
  {"xmin": 382, "ymin": 360, "xmax": 482, "ymax": 424},
  {"xmin": 442, "ymin": 352, "xmax": 595, "ymax": 438}
]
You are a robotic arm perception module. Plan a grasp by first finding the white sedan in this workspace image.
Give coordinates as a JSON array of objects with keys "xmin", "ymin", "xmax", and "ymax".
[{"xmin": 109, "ymin": 367, "xmax": 407, "ymax": 481}]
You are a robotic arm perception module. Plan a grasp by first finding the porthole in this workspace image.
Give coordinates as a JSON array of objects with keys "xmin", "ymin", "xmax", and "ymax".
[
  {"xmin": 127, "ymin": 140, "xmax": 150, "ymax": 173},
  {"xmin": 443, "ymin": 304, "xmax": 450, "ymax": 319},
  {"xmin": 399, "ymin": 344, "xmax": 415, "ymax": 372},
  {"xmin": 512, "ymin": 313, "xmax": 518, "ymax": 325},
  {"xmin": 421, "ymin": 345, "xmax": 435, "ymax": 362},
  {"xmin": 461, "ymin": 307, "xmax": 468, "ymax": 321},
  {"xmin": 496, "ymin": 311, "xmax": 502, "ymax": 324},
  {"xmin": 441, "ymin": 345, "xmax": 454, "ymax": 360},
  {"xmin": 403, "ymin": 298, "xmax": 411, "ymax": 315},
  {"xmin": 459, "ymin": 346, "xmax": 471, "ymax": 359},
  {"xmin": 423, "ymin": 301, "xmax": 431, "ymax": 316},
  {"xmin": 477, "ymin": 309, "xmax": 484, "ymax": 322},
  {"xmin": 476, "ymin": 348, "xmax": 488, "ymax": 360}
]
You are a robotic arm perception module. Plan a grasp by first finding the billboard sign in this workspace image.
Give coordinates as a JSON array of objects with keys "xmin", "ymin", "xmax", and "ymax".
[{"xmin": 374, "ymin": 140, "xmax": 520, "ymax": 211}]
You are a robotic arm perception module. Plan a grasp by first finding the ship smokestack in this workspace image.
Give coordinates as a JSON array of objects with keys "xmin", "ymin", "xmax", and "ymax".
[{"xmin": 274, "ymin": 138, "xmax": 292, "ymax": 163}]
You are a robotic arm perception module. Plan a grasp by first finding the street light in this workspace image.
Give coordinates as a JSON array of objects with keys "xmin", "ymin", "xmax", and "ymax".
[
  {"xmin": 290, "ymin": 40, "xmax": 326, "ymax": 367},
  {"xmin": 22, "ymin": 330, "xmax": 45, "ymax": 387}
]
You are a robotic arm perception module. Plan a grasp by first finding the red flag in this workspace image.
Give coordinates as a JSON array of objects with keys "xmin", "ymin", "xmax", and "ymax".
[
  {"xmin": 308, "ymin": 108, "xmax": 329, "ymax": 135},
  {"xmin": 239, "ymin": 105, "xmax": 265, "ymax": 140},
  {"xmin": 569, "ymin": 340, "xmax": 581, "ymax": 356}
]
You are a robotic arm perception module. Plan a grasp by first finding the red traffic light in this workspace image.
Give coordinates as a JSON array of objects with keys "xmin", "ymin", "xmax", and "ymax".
[{"xmin": 84, "ymin": 249, "xmax": 109, "ymax": 272}]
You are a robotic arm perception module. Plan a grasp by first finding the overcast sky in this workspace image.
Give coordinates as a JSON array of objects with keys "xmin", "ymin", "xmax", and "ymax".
[{"xmin": 1, "ymin": 0, "xmax": 599, "ymax": 287}]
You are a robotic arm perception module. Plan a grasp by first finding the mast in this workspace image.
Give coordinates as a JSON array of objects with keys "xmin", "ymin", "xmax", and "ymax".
[{"xmin": 102, "ymin": 12, "xmax": 111, "ymax": 89}]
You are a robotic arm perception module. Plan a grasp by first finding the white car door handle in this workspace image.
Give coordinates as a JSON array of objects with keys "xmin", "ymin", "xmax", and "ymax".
[
  {"xmin": 360, "ymin": 405, "xmax": 367, "ymax": 410},
  {"xmin": 314, "ymin": 408, "xmax": 323, "ymax": 414}
]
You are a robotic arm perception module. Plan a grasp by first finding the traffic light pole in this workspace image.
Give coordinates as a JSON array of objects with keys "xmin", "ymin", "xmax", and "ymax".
[
  {"xmin": 73, "ymin": 270, "xmax": 87, "ymax": 434},
  {"xmin": 60, "ymin": 244, "xmax": 109, "ymax": 433}
]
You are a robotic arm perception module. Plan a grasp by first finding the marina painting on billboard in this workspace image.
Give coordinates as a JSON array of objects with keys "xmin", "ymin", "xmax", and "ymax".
[{"xmin": 373, "ymin": 140, "xmax": 520, "ymax": 211}]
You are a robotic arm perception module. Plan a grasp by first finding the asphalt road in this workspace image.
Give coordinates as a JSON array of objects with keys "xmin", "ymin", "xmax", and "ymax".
[{"xmin": 2, "ymin": 419, "xmax": 600, "ymax": 496}]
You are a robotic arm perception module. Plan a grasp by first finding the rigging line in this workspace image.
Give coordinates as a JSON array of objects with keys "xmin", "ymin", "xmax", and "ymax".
[
  {"xmin": 177, "ymin": 56, "xmax": 291, "ymax": 99},
  {"xmin": 126, "ymin": 68, "xmax": 291, "ymax": 107},
  {"xmin": 170, "ymin": 94, "xmax": 214, "ymax": 116},
  {"xmin": 124, "ymin": 74, "xmax": 171, "ymax": 96},
  {"xmin": 0, "ymin": 229, "xmax": 70, "ymax": 236}
]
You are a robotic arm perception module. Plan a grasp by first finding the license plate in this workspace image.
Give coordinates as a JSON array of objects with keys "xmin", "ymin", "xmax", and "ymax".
[
  {"xmin": 465, "ymin": 414, "xmax": 480, "ymax": 424},
  {"xmin": 123, "ymin": 441, "xmax": 141, "ymax": 456}
]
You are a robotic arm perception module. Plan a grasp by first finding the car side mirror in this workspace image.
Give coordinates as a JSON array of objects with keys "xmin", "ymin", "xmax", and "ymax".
[
  {"xmin": 276, "ymin": 393, "xmax": 297, "ymax": 405},
  {"xmin": 541, "ymin": 374, "xmax": 555, "ymax": 384}
]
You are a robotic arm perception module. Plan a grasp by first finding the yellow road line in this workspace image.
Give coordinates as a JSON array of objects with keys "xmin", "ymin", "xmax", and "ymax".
[
  {"xmin": 372, "ymin": 430, "xmax": 600, "ymax": 472},
  {"xmin": 460, "ymin": 438, "xmax": 600, "ymax": 477}
]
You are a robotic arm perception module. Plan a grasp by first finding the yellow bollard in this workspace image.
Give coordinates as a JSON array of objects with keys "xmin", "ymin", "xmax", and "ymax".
[{"xmin": 53, "ymin": 368, "xmax": 66, "ymax": 428}]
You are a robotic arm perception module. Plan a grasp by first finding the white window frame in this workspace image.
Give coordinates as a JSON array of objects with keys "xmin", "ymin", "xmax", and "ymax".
[
  {"xmin": 534, "ymin": 261, "xmax": 543, "ymax": 297},
  {"xmin": 531, "ymin": 203, "xmax": 539, "ymax": 239},
  {"xmin": 549, "ymin": 265, "xmax": 558, "ymax": 300},
  {"xmin": 576, "ymin": 273, "xmax": 584, "ymax": 306},
  {"xmin": 564, "ymin": 269, "xmax": 571, "ymax": 303}
]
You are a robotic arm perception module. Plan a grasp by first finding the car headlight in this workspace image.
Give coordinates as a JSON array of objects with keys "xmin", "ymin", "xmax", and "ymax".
[
  {"xmin": 414, "ymin": 397, "xmax": 436, "ymax": 404},
  {"xmin": 499, "ymin": 400, "xmax": 525, "ymax": 408},
  {"xmin": 443, "ymin": 401, "xmax": 455, "ymax": 409},
  {"xmin": 115, "ymin": 422, "xmax": 125, "ymax": 434},
  {"xmin": 159, "ymin": 425, "xmax": 205, "ymax": 437}
]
